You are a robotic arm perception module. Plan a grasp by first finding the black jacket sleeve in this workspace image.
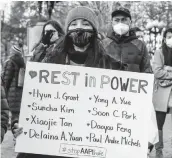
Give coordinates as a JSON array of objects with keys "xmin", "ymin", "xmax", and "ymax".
[
  {"xmin": 2, "ymin": 60, "xmax": 15, "ymax": 93},
  {"xmin": 140, "ymin": 43, "xmax": 152, "ymax": 73},
  {"xmin": 1, "ymin": 80, "xmax": 9, "ymax": 142}
]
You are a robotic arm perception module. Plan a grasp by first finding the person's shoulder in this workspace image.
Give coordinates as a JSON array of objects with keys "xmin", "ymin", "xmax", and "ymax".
[
  {"xmin": 4, "ymin": 58, "xmax": 13, "ymax": 67},
  {"xmin": 33, "ymin": 43, "xmax": 46, "ymax": 53},
  {"xmin": 102, "ymin": 37, "xmax": 113, "ymax": 48},
  {"xmin": 131, "ymin": 38, "xmax": 145, "ymax": 45},
  {"xmin": 154, "ymin": 48, "xmax": 163, "ymax": 57},
  {"xmin": 11, "ymin": 53, "xmax": 23, "ymax": 62},
  {"xmin": 10, "ymin": 53, "xmax": 25, "ymax": 68},
  {"xmin": 130, "ymin": 39, "xmax": 146, "ymax": 52}
]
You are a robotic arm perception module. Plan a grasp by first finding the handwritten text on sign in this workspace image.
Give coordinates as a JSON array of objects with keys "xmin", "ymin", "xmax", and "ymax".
[{"xmin": 15, "ymin": 62, "xmax": 154, "ymax": 158}]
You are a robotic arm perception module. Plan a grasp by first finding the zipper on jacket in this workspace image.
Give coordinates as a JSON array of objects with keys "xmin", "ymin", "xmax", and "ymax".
[{"xmin": 119, "ymin": 44, "xmax": 123, "ymax": 70}]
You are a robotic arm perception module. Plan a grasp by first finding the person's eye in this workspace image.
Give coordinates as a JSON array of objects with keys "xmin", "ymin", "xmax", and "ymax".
[
  {"xmin": 114, "ymin": 19, "xmax": 120, "ymax": 22},
  {"xmin": 122, "ymin": 18, "xmax": 127, "ymax": 22},
  {"xmin": 83, "ymin": 21, "xmax": 90, "ymax": 26},
  {"xmin": 83, "ymin": 22, "xmax": 90, "ymax": 26}
]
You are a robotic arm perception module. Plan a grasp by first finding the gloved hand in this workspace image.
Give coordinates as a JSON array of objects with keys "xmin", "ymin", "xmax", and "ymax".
[{"xmin": 42, "ymin": 30, "xmax": 54, "ymax": 46}]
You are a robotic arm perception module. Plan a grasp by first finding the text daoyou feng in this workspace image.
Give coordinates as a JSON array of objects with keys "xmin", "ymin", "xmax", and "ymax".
[{"xmin": 37, "ymin": 70, "xmax": 148, "ymax": 94}]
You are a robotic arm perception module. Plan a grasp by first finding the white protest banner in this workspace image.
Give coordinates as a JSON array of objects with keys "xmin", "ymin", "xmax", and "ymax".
[{"xmin": 15, "ymin": 62, "xmax": 154, "ymax": 158}]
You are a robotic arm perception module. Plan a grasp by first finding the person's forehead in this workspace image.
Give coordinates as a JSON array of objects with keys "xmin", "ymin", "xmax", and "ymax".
[
  {"xmin": 112, "ymin": 14, "xmax": 129, "ymax": 19},
  {"xmin": 71, "ymin": 19, "xmax": 89, "ymax": 23},
  {"xmin": 44, "ymin": 24, "xmax": 55, "ymax": 30},
  {"xmin": 166, "ymin": 32, "xmax": 172, "ymax": 37}
]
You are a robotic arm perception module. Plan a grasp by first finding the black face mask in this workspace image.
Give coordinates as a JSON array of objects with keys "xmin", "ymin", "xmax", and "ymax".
[
  {"xmin": 42, "ymin": 30, "xmax": 55, "ymax": 45},
  {"xmin": 68, "ymin": 29, "xmax": 94, "ymax": 47}
]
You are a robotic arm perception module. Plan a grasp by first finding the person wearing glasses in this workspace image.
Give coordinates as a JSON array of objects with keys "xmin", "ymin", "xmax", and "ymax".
[
  {"xmin": 30, "ymin": 20, "xmax": 65, "ymax": 62},
  {"xmin": 103, "ymin": 7, "xmax": 152, "ymax": 73}
]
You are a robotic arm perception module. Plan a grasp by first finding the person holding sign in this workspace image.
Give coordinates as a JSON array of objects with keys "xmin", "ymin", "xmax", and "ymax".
[
  {"xmin": 152, "ymin": 28, "xmax": 172, "ymax": 158},
  {"xmin": 43, "ymin": 6, "xmax": 120, "ymax": 69},
  {"xmin": 13, "ymin": 6, "xmax": 121, "ymax": 158},
  {"xmin": 30, "ymin": 20, "xmax": 65, "ymax": 62}
]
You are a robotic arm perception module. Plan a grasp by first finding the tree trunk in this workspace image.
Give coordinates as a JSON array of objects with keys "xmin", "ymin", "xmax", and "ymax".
[{"xmin": 166, "ymin": 2, "xmax": 170, "ymax": 28}]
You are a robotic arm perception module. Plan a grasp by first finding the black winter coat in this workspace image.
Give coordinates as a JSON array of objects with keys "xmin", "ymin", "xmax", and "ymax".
[
  {"xmin": 1, "ymin": 79, "xmax": 9, "ymax": 142},
  {"xmin": 1, "ymin": 52, "xmax": 25, "ymax": 129},
  {"xmin": 103, "ymin": 29, "xmax": 152, "ymax": 73}
]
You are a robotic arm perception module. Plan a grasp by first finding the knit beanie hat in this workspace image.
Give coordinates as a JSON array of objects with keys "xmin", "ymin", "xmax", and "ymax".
[{"xmin": 65, "ymin": 6, "xmax": 98, "ymax": 33}]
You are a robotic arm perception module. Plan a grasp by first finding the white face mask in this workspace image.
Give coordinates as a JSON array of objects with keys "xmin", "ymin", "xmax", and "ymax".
[
  {"xmin": 113, "ymin": 23, "xmax": 129, "ymax": 36},
  {"xmin": 166, "ymin": 38, "xmax": 172, "ymax": 48}
]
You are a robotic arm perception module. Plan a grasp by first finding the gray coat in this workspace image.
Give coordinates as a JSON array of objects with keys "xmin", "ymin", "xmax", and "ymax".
[{"xmin": 152, "ymin": 49, "xmax": 172, "ymax": 112}]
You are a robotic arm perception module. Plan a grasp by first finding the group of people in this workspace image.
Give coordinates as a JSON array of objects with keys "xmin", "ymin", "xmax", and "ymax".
[{"xmin": 1, "ymin": 6, "xmax": 172, "ymax": 158}]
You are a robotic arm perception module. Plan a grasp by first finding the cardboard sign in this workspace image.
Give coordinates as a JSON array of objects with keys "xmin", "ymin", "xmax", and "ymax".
[{"xmin": 15, "ymin": 62, "xmax": 154, "ymax": 158}]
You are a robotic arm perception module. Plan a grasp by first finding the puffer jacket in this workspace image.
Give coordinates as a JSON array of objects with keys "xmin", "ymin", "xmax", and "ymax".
[
  {"xmin": 103, "ymin": 29, "xmax": 152, "ymax": 73},
  {"xmin": 1, "ymin": 52, "xmax": 25, "ymax": 129},
  {"xmin": 1, "ymin": 79, "xmax": 9, "ymax": 142}
]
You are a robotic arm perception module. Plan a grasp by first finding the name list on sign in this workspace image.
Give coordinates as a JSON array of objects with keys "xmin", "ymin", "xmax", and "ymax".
[
  {"xmin": 26, "ymin": 89, "xmax": 139, "ymax": 146},
  {"xmin": 25, "ymin": 69, "xmax": 145, "ymax": 145},
  {"xmin": 17, "ymin": 63, "xmax": 152, "ymax": 157}
]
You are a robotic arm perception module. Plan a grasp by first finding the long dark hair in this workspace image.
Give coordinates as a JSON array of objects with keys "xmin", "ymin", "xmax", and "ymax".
[
  {"xmin": 32, "ymin": 20, "xmax": 65, "ymax": 51},
  {"xmin": 162, "ymin": 28, "xmax": 172, "ymax": 66}
]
